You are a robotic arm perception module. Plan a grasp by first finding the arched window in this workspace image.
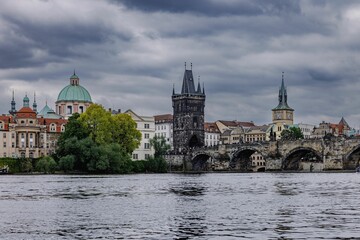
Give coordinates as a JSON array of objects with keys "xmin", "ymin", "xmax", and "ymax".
[
  {"xmin": 61, "ymin": 124, "xmax": 65, "ymax": 132},
  {"xmin": 0, "ymin": 121, "xmax": 3, "ymax": 129},
  {"xmin": 50, "ymin": 123, "xmax": 56, "ymax": 132}
]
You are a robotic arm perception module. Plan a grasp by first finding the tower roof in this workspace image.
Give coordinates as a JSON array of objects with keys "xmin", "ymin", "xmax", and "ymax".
[
  {"xmin": 272, "ymin": 73, "xmax": 293, "ymax": 111},
  {"xmin": 181, "ymin": 69, "xmax": 196, "ymax": 94}
]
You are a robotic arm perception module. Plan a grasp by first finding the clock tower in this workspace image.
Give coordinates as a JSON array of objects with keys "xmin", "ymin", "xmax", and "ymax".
[{"xmin": 272, "ymin": 73, "xmax": 294, "ymax": 125}]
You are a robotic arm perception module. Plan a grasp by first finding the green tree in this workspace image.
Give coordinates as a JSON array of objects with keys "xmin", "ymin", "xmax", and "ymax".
[
  {"xmin": 36, "ymin": 156, "xmax": 57, "ymax": 173},
  {"xmin": 281, "ymin": 126, "xmax": 304, "ymax": 140},
  {"xmin": 111, "ymin": 113, "xmax": 141, "ymax": 154},
  {"xmin": 145, "ymin": 156, "xmax": 167, "ymax": 173},
  {"xmin": 56, "ymin": 104, "xmax": 142, "ymax": 174},
  {"xmin": 149, "ymin": 135, "xmax": 170, "ymax": 158},
  {"xmin": 78, "ymin": 104, "xmax": 112, "ymax": 144},
  {"xmin": 58, "ymin": 155, "xmax": 75, "ymax": 172},
  {"xmin": 56, "ymin": 113, "xmax": 89, "ymax": 160}
]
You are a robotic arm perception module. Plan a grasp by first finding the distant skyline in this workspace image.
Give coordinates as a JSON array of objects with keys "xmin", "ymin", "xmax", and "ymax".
[{"xmin": 1, "ymin": 1, "xmax": 360, "ymax": 127}]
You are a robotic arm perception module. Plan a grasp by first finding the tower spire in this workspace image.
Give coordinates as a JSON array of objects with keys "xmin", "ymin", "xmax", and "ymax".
[
  {"xmin": 33, "ymin": 92, "xmax": 37, "ymax": 112},
  {"xmin": 197, "ymin": 76, "xmax": 201, "ymax": 93},
  {"xmin": 9, "ymin": 89, "xmax": 16, "ymax": 115},
  {"xmin": 172, "ymin": 83, "xmax": 175, "ymax": 95}
]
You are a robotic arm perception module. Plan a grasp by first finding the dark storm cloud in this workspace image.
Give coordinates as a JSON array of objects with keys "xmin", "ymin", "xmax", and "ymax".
[
  {"xmin": 1, "ymin": 0, "xmax": 360, "ymax": 127},
  {"xmin": 115, "ymin": 0, "xmax": 301, "ymax": 17},
  {"xmin": 0, "ymin": 13, "xmax": 132, "ymax": 69}
]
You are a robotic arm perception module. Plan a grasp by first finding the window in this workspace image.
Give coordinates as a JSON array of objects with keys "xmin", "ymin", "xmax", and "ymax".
[
  {"xmin": 144, "ymin": 143, "xmax": 150, "ymax": 149},
  {"xmin": 3, "ymin": 133, "xmax": 6, "ymax": 138},
  {"xmin": 145, "ymin": 154, "xmax": 150, "ymax": 159},
  {"xmin": 50, "ymin": 124, "xmax": 56, "ymax": 132},
  {"xmin": 79, "ymin": 106, "xmax": 84, "ymax": 113},
  {"xmin": 12, "ymin": 142, "xmax": 14, "ymax": 148},
  {"xmin": 67, "ymin": 106, "xmax": 72, "ymax": 115},
  {"xmin": 133, "ymin": 154, "xmax": 138, "ymax": 160},
  {"xmin": 3, "ymin": 153, "xmax": 6, "ymax": 157},
  {"xmin": 61, "ymin": 125, "xmax": 65, "ymax": 132},
  {"xmin": 144, "ymin": 124, "xmax": 150, "ymax": 129},
  {"xmin": 3, "ymin": 142, "xmax": 6, "ymax": 147},
  {"xmin": 144, "ymin": 133, "xmax": 149, "ymax": 139},
  {"xmin": 12, "ymin": 133, "xmax": 14, "ymax": 139},
  {"xmin": 0, "ymin": 122, "xmax": 3, "ymax": 129}
]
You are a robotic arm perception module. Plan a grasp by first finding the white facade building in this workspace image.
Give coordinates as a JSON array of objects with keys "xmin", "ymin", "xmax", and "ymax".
[
  {"xmin": 204, "ymin": 122, "xmax": 220, "ymax": 147},
  {"xmin": 125, "ymin": 109, "xmax": 155, "ymax": 160},
  {"xmin": 297, "ymin": 123, "xmax": 315, "ymax": 139},
  {"xmin": 154, "ymin": 114, "xmax": 173, "ymax": 149}
]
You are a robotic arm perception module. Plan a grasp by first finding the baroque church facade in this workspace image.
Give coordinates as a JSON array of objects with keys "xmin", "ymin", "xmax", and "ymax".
[
  {"xmin": 172, "ymin": 64, "xmax": 206, "ymax": 152},
  {"xmin": 0, "ymin": 72, "xmax": 92, "ymax": 159}
]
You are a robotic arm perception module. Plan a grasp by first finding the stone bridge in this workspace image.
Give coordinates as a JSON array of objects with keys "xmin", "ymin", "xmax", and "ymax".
[{"xmin": 165, "ymin": 137, "xmax": 360, "ymax": 172}]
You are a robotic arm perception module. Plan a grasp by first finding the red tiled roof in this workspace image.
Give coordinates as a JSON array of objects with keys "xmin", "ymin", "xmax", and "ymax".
[
  {"xmin": 154, "ymin": 114, "xmax": 173, "ymax": 123},
  {"xmin": 205, "ymin": 122, "xmax": 220, "ymax": 133},
  {"xmin": 219, "ymin": 120, "xmax": 255, "ymax": 128},
  {"xmin": 16, "ymin": 107, "xmax": 36, "ymax": 119}
]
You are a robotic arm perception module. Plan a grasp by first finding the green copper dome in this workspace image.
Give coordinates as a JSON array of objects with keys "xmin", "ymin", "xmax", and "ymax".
[
  {"xmin": 57, "ymin": 85, "xmax": 92, "ymax": 102},
  {"xmin": 56, "ymin": 72, "xmax": 92, "ymax": 103}
]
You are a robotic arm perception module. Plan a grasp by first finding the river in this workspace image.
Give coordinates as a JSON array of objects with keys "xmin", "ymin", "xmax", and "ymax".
[{"xmin": 0, "ymin": 173, "xmax": 359, "ymax": 239}]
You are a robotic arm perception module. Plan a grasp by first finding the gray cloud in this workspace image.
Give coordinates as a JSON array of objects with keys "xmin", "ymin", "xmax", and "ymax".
[
  {"xmin": 1, "ymin": 0, "xmax": 360, "ymax": 128},
  {"xmin": 115, "ymin": 0, "xmax": 301, "ymax": 17}
]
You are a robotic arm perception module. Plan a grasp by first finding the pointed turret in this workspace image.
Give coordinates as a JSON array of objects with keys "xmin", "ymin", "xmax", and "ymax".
[
  {"xmin": 33, "ymin": 92, "xmax": 37, "ymax": 113},
  {"xmin": 172, "ymin": 84, "xmax": 175, "ymax": 95},
  {"xmin": 196, "ymin": 76, "xmax": 202, "ymax": 93},
  {"xmin": 272, "ymin": 72, "xmax": 294, "ymax": 125},
  {"xmin": 273, "ymin": 72, "xmax": 293, "ymax": 111},
  {"xmin": 339, "ymin": 117, "xmax": 350, "ymax": 128},
  {"xmin": 9, "ymin": 90, "xmax": 16, "ymax": 115}
]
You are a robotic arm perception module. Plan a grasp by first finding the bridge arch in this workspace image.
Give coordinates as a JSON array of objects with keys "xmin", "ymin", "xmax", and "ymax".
[
  {"xmin": 192, "ymin": 153, "xmax": 212, "ymax": 171},
  {"xmin": 229, "ymin": 146, "xmax": 266, "ymax": 171},
  {"xmin": 282, "ymin": 147, "xmax": 322, "ymax": 171},
  {"xmin": 344, "ymin": 145, "xmax": 360, "ymax": 170}
]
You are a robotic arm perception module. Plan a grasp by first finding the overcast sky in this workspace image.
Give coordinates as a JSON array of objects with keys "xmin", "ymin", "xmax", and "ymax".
[{"xmin": 1, "ymin": 0, "xmax": 360, "ymax": 127}]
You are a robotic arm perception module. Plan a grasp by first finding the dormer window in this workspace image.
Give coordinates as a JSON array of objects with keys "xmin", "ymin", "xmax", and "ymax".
[{"xmin": 50, "ymin": 123, "xmax": 56, "ymax": 132}]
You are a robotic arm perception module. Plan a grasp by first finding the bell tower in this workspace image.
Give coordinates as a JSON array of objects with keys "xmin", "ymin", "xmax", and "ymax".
[
  {"xmin": 272, "ymin": 72, "xmax": 294, "ymax": 125},
  {"xmin": 172, "ymin": 63, "xmax": 206, "ymax": 152}
]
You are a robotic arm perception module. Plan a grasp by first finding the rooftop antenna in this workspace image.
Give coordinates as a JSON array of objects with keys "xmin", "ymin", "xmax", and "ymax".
[{"xmin": 191, "ymin": 62, "xmax": 192, "ymax": 70}]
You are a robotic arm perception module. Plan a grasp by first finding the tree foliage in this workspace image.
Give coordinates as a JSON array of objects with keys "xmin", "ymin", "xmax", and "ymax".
[
  {"xmin": 150, "ymin": 135, "xmax": 171, "ymax": 158},
  {"xmin": 36, "ymin": 156, "xmax": 57, "ymax": 173},
  {"xmin": 281, "ymin": 126, "xmax": 304, "ymax": 140},
  {"xmin": 111, "ymin": 113, "xmax": 141, "ymax": 154},
  {"xmin": 56, "ymin": 104, "xmax": 142, "ymax": 173}
]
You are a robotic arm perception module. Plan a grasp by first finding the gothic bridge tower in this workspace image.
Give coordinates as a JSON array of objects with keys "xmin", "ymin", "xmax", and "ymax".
[{"xmin": 172, "ymin": 63, "xmax": 205, "ymax": 152}]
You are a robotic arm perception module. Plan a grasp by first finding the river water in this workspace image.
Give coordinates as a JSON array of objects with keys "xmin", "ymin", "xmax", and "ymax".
[{"xmin": 0, "ymin": 173, "xmax": 359, "ymax": 239}]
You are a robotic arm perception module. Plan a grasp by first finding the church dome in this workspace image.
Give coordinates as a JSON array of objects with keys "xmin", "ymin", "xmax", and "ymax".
[
  {"xmin": 56, "ymin": 73, "xmax": 92, "ymax": 103},
  {"xmin": 57, "ymin": 85, "xmax": 92, "ymax": 102}
]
